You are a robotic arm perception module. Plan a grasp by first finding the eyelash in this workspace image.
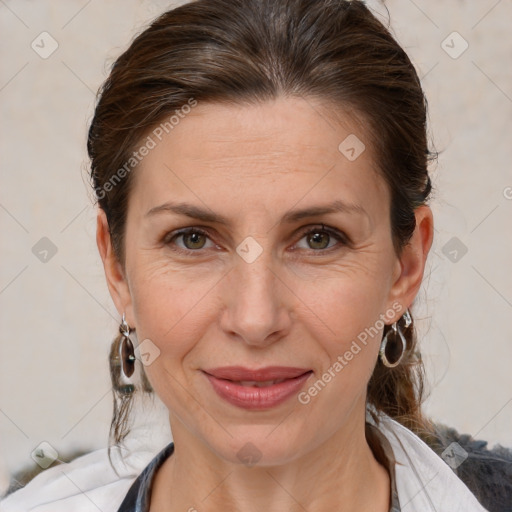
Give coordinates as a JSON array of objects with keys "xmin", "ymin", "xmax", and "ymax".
[{"xmin": 163, "ymin": 224, "xmax": 349, "ymax": 256}]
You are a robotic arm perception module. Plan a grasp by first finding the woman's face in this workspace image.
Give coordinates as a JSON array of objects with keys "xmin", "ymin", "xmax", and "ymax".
[{"xmin": 100, "ymin": 96, "xmax": 431, "ymax": 465}]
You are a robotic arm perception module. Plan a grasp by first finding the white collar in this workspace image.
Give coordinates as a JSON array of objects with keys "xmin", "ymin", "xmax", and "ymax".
[{"xmin": 366, "ymin": 406, "xmax": 489, "ymax": 511}]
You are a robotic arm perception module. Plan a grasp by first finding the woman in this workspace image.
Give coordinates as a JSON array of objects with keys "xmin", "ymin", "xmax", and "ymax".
[{"xmin": 0, "ymin": 0, "xmax": 496, "ymax": 510}]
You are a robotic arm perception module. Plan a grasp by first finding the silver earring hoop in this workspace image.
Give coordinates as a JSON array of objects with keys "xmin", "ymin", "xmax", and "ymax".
[
  {"xmin": 119, "ymin": 313, "xmax": 136, "ymax": 380},
  {"xmin": 379, "ymin": 309, "xmax": 410, "ymax": 368},
  {"xmin": 402, "ymin": 308, "xmax": 412, "ymax": 328},
  {"xmin": 119, "ymin": 313, "xmax": 131, "ymax": 338}
]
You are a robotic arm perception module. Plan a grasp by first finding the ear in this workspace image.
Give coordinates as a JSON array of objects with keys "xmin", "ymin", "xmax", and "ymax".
[
  {"xmin": 96, "ymin": 208, "xmax": 133, "ymax": 323},
  {"xmin": 385, "ymin": 205, "xmax": 434, "ymax": 321}
]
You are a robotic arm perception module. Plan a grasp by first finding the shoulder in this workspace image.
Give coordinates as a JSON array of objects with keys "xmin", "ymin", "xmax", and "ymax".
[
  {"xmin": 1, "ymin": 399, "xmax": 173, "ymax": 511},
  {"xmin": 370, "ymin": 411, "xmax": 490, "ymax": 511},
  {"xmin": 427, "ymin": 422, "xmax": 512, "ymax": 512},
  {"xmin": 0, "ymin": 444, "xmax": 157, "ymax": 512}
]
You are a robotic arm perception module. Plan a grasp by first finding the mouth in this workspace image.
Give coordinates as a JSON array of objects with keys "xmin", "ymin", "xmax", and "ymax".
[
  {"xmin": 232, "ymin": 378, "xmax": 289, "ymax": 387},
  {"xmin": 203, "ymin": 365, "xmax": 312, "ymax": 381},
  {"xmin": 201, "ymin": 367, "xmax": 313, "ymax": 409}
]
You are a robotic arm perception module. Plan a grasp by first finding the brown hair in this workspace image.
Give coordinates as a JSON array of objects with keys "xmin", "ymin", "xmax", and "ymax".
[{"xmin": 88, "ymin": 0, "xmax": 438, "ymax": 459}]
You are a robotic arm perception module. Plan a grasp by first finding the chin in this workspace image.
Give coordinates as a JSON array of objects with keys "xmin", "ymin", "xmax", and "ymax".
[{"xmin": 206, "ymin": 428, "xmax": 305, "ymax": 468}]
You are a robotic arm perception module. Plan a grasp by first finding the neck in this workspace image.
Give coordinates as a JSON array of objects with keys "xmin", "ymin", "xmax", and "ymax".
[{"xmin": 150, "ymin": 405, "xmax": 390, "ymax": 512}]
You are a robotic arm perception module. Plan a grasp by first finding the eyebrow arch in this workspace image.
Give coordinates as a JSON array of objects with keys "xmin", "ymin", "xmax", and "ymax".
[{"xmin": 145, "ymin": 199, "xmax": 368, "ymax": 225}]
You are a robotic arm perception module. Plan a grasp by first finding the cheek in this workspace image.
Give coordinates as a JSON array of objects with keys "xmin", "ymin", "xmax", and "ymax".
[
  {"xmin": 128, "ymin": 258, "xmax": 224, "ymax": 366},
  {"xmin": 295, "ymin": 270, "xmax": 388, "ymax": 391},
  {"xmin": 296, "ymin": 261, "xmax": 389, "ymax": 341},
  {"xmin": 127, "ymin": 268, "xmax": 214, "ymax": 407},
  {"xmin": 294, "ymin": 279, "xmax": 385, "ymax": 428}
]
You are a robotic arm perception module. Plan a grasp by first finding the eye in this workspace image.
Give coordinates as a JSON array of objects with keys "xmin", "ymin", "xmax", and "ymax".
[
  {"xmin": 164, "ymin": 224, "xmax": 348, "ymax": 256},
  {"xmin": 293, "ymin": 224, "xmax": 347, "ymax": 253},
  {"xmin": 164, "ymin": 227, "xmax": 216, "ymax": 253}
]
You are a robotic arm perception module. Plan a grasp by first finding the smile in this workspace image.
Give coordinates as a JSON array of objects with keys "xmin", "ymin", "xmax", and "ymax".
[{"xmin": 202, "ymin": 367, "xmax": 313, "ymax": 409}]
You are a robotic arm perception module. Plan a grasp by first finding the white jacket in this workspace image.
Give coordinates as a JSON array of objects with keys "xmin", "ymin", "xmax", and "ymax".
[{"xmin": 0, "ymin": 406, "xmax": 489, "ymax": 511}]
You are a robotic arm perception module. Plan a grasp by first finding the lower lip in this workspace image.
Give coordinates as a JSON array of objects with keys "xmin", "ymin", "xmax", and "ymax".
[{"xmin": 203, "ymin": 371, "xmax": 313, "ymax": 410}]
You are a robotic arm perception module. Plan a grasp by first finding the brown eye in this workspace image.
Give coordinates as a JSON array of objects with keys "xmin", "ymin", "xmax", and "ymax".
[
  {"xmin": 307, "ymin": 230, "xmax": 331, "ymax": 250},
  {"xmin": 181, "ymin": 231, "xmax": 207, "ymax": 249},
  {"xmin": 165, "ymin": 227, "xmax": 214, "ymax": 253},
  {"xmin": 295, "ymin": 225, "xmax": 347, "ymax": 252}
]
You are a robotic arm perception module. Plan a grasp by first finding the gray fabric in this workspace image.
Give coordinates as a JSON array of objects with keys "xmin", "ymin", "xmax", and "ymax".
[{"xmin": 425, "ymin": 423, "xmax": 512, "ymax": 512}]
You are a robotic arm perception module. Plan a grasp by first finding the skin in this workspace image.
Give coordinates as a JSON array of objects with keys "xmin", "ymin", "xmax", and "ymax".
[{"xmin": 97, "ymin": 96, "xmax": 434, "ymax": 511}]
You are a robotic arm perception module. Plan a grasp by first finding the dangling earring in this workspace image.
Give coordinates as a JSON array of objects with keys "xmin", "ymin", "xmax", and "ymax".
[
  {"xmin": 119, "ymin": 313, "xmax": 136, "ymax": 381},
  {"xmin": 379, "ymin": 309, "xmax": 412, "ymax": 368}
]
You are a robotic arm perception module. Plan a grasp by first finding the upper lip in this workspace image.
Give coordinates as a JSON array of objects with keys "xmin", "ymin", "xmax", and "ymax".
[{"xmin": 203, "ymin": 366, "xmax": 312, "ymax": 381}]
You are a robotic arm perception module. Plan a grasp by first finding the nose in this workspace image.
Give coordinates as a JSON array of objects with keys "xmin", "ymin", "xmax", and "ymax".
[{"xmin": 219, "ymin": 247, "xmax": 292, "ymax": 348}]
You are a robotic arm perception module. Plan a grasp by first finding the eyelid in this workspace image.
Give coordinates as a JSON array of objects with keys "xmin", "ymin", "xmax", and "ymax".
[
  {"xmin": 295, "ymin": 224, "xmax": 348, "ymax": 243},
  {"xmin": 164, "ymin": 224, "xmax": 349, "ymax": 254}
]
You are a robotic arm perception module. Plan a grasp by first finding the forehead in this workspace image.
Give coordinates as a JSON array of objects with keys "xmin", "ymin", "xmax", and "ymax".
[{"xmin": 131, "ymin": 96, "xmax": 389, "ymax": 222}]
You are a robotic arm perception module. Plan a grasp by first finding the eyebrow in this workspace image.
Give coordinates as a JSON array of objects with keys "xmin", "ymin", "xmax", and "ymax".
[{"xmin": 145, "ymin": 199, "xmax": 368, "ymax": 225}]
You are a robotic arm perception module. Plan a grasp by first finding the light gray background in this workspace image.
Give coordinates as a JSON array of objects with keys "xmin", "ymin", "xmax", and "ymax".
[{"xmin": 1, "ymin": 0, "xmax": 511, "ymax": 493}]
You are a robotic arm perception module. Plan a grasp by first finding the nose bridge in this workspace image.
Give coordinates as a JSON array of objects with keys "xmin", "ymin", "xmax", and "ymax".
[
  {"xmin": 221, "ymin": 239, "xmax": 289, "ymax": 346},
  {"xmin": 238, "ymin": 245, "xmax": 275, "ymax": 298}
]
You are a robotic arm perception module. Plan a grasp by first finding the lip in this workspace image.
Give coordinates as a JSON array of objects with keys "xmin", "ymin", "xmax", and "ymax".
[
  {"xmin": 202, "ymin": 367, "xmax": 313, "ymax": 410},
  {"xmin": 203, "ymin": 366, "xmax": 312, "ymax": 381}
]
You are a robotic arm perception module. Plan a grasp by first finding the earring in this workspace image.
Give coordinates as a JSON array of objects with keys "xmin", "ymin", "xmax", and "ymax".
[
  {"xmin": 379, "ymin": 309, "xmax": 412, "ymax": 368},
  {"xmin": 119, "ymin": 313, "xmax": 136, "ymax": 380}
]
